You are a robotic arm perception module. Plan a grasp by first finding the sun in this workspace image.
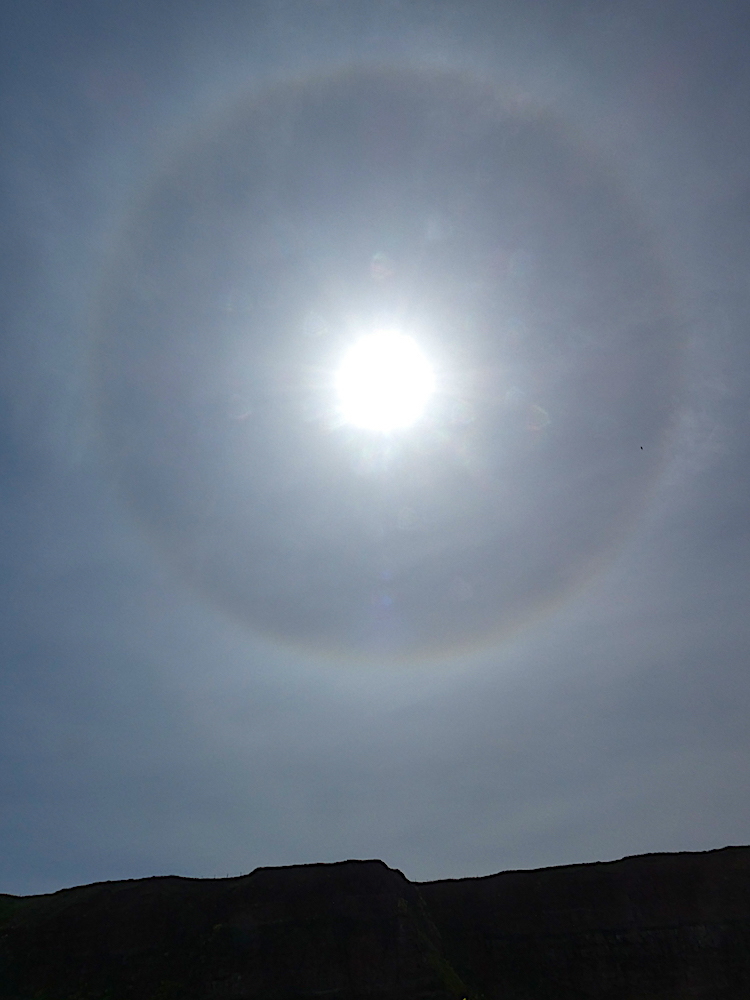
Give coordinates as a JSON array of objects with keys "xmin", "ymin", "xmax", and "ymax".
[{"xmin": 335, "ymin": 330, "xmax": 436, "ymax": 432}]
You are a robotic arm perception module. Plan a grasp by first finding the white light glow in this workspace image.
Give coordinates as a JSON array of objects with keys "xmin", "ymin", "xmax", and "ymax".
[{"xmin": 335, "ymin": 330, "xmax": 435, "ymax": 432}]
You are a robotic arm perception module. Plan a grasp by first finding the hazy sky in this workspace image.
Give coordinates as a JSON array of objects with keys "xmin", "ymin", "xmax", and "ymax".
[{"xmin": 2, "ymin": 0, "xmax": 750, "ymax": 897}]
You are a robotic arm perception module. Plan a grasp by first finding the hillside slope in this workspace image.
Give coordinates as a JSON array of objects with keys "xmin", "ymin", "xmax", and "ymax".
[{"xmin": 1, "ymin": 847, "xmax": 749, "ymax": 999}]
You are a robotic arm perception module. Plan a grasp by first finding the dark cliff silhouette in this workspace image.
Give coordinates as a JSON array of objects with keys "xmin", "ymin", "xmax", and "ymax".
[{"xmin": 1, "ymin": 846, "xmax": 749, "ymax": 999}]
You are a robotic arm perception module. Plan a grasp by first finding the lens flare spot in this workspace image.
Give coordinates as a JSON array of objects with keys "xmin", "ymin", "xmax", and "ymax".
[
  {"xmin": 335, "ymin": 330, "xmax": 435, "ymax": 432},
  {"xmin": 370, "ymin": 251, "xmax": 394, "ymax": 280},
  {"xmin": 303, "ymin": 309, "xmax": 328, "ymax": 338},
  {"xmin": 528, "ymin": 404, "xmax": 551, "ymax": 431}
]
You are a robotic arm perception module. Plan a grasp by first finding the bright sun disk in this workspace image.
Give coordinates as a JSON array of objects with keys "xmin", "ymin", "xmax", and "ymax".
[{"xmin": 335, "ymin": 330, "xmax": 435, "ymax": 432}]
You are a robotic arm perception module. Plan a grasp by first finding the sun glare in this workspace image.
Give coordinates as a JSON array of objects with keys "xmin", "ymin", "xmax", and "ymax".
[{"xmin": 335, "ymin": 330, "xmax": 435, "ymax": 432}]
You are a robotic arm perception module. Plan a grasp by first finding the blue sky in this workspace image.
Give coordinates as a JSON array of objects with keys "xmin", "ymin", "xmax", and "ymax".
[{"xmin": 1, "ymin": 0, "xmax": 750, "ymax": 896}]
